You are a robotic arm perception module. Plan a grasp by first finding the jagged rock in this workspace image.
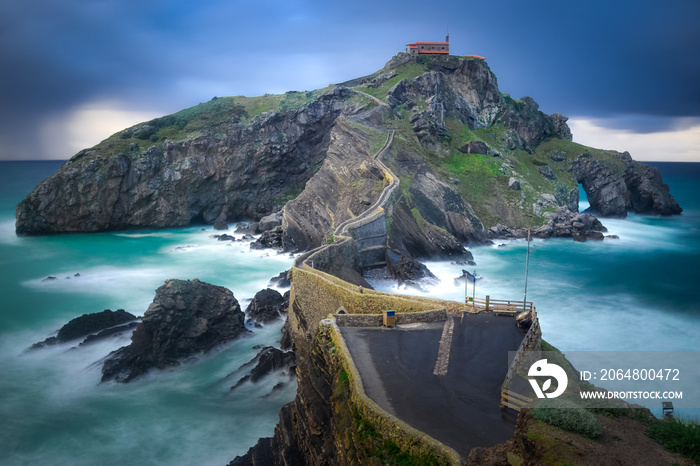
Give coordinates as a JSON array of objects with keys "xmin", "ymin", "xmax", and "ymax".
[
  {"xmin": 235, "ymin": 222, "xmax": 260, "ymax": 235},
  {"xmin": 538, "ymin": 165, "xmax": 556, "ymax": 181},
  {"xmin": 101, "ymin": 279, "xmax": 247, "ymax": 383},
  {"xmin": 386, "ymin": 252, "xmax": 438, "ymax": 288},
  {"xmin": 548, "ymin": 150, "xmax": 567, "ymax": 163},
  {"xmin": 569, "ymin": 151, "xmax": 681, "ymax": 217},
  {"xmin": 268, "ymin": 271, "xmax": 291, "ymax": 288},
  {"xmin": 508, "ymin": 177, "xmax": 521, "ymax": 190},
  {"xmin": 217, "ymin": 234, "xmax": 235, "ymax": 241},
  {"xmin": 550, "ymin": 113, "xmax": 573, "ymax": 140},
  {"xmin": 258, "ymin": 211, "xmax": 282, "ymax": 232},
  {"xmin": 534, "ymin": 208, "xmax": 607, "ymax": 239},
  {"xmin": 458, "ymin": 140, "xmax": 490, "ymax": 154},
  {"xmin": 250, "ymin": 226, "xmax": 285, "ymax": 250},
  {"xmin": 246, "ymin": 288, "xmax": 287, "ymax": 324},
  {"xmin": 213, "ymin": 210, "xmax": 229, "ymax": 230},
  {"xmin": 80, "ymin": 322, "xmax": 139, "ymax": 346},
  {"xmin": 29, "ymin": 309, "xmax": 138, "ymax": 350},
  {"xmin": 230, "ymin": 346, "xmax": 296, "ymax": 390}
]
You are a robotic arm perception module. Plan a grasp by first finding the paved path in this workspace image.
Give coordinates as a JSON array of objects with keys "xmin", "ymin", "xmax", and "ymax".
[{"xmin": 340, "ymin": 312, "xmax": 526, "ymax": 458}]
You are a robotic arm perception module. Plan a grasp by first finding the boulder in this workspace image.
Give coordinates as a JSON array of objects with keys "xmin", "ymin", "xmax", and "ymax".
[
  {"xmin": 101, "ymin": 279, "xmax": 248, "ymax": 383},
  {"xmin": 250, "ymin": 226, "xmax": 285, "ymax": 250},
  {"xmin": 386, "ymin": 252, "xmax": 438, "ymax": 286},
  {"xmin": 258, "ymin": 211, "xmax": 283, "ymax": 232},
  {"xmin": 458, "ymin": 140, "xmax": 490, "ymax": 155},
  {"xmin": 508, "ymin": 177, "xmax": 521, "ymax": 190},
  {"xmin": 29, "ymin": 309, "xmax": 138, "ymax": 350},
  {"xmin": 538, "ymin": 165, "xmax": 556, "ymax": 181},
  {"xmin": 230, "ymin": 346, "xmax": 296, "ymax": 390},
  {"xmin": 268, "ymin": 271, "xmax": 291, "ymax": 288},
  {"xmin": 246, "ymin": 288, "xmax": 287, "ymax": 324},
  {"xmin": 213, "ymin": 211, "xmax": 229, "ymax": 231}
]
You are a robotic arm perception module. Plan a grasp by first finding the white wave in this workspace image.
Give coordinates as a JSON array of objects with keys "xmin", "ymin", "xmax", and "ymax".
[
  {"xmin": 113, "ymin": 232, "xmax": 176, "ymax": 238},
  {"xmin": 0, "ymin": 218, "xmax": 20, "ymax": 245}
]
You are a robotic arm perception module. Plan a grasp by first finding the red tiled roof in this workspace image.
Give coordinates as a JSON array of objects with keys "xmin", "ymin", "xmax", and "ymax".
[
  {"xmin": 407, "ymin": 41, "xmax": 449, "ymax": 46},
  {"xmin": 464, "ymin": 54, "xmax": 486, "ymax": 59}
]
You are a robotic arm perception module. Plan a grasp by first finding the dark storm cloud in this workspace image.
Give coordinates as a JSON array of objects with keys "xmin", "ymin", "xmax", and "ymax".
[{"xmin": 0, "ymin": 0, "xmax": 698, "ymax": 159}]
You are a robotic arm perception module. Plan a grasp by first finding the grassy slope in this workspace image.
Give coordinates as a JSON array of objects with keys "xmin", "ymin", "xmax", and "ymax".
[{"xmin": 84, "ymin": 87, "xmax": 333, "ymax": 160}]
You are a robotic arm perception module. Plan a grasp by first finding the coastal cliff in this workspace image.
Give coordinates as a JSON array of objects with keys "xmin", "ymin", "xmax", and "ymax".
[{"xmin": 16, "ymin": 54, "xmax": 681, "ymax": 255}]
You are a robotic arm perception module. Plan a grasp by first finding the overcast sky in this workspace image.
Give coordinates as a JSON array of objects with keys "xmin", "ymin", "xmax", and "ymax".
[{"xmin": 1, "ymin": 0, "xmax": 699, "ymax": 162}]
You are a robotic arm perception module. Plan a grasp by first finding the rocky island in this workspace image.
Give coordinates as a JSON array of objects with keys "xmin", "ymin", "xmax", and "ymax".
[{"xmin": 15, "ymin": 52, "xmax": 686, "ymax": 465}]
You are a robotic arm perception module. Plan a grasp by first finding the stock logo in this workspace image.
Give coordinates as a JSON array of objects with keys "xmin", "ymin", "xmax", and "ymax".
[{"xmin": 528, "ymin": 359, "xmax": 568, "ymax": 399}]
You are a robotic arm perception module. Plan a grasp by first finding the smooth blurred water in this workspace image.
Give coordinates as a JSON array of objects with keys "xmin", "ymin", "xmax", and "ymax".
[
  {"xmin": 0, "ymin": 161, "xmax": 296, "ymax": 465},
  {"xmin": 2, "ymin": 161, "xmax": 699, "ymax": 461}
]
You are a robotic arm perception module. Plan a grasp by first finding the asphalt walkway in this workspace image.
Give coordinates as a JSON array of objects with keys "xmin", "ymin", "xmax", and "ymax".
[{"xmin": 339, "ymin": 312, "xmax": 526, "ymax": 457}]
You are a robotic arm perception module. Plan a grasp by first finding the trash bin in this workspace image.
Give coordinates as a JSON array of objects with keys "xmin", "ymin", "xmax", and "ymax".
[{"xmin": 382, "ymin": 310, "xmax": 396, "ymax": 327}]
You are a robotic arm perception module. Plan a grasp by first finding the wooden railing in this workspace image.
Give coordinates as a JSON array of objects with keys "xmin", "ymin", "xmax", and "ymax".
[
  {"xmin": 465, "ymin": 297, "xmax": 534, "ymax": 314},
  {"xmin": 500, "ymin": 307, "xmax": 541, "ymax": 411}
]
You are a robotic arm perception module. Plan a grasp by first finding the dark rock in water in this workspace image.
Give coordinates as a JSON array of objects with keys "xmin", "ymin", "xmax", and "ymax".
[
  {"xmin": 101, "ymin": 279, "xmax": 248, "ymax": 383},
  {"xmin": 268, "ymin": 270, "xmax": 291, "ymax": 288},
  {"xmin": 606, "ymin": 234, "xmax": 619, "ymax": 239},
  {"xmin": 80, "ymin": 321, "xmax": 139, "ymax": 345},
  {"xmin": 386, "ymin": 253, "xmax": 438, "ymax": 287},
  {"xmin": 213, "ymin": 211, "xmax": 229, "ymax": 231},
  {"xmin": 458, "ymin": 140, "xmax": 490, "ymax": 155},
  {"xmin": 279, "ymin": 318, "xmax": 292, "ymax": 350},
  {"xmin": 56, "ymin": 309, "xmax": 138, "ymax": 342},
  {"xmin": 230, "ymin": 346, "xmax": 296, "ymax": 390},
  {"xmin": 250, "ymin": 226, "xmax": 285, "ymax": 250},
  {"xmin": 569, "ymin": 151, "xmax": 682, "ymax": 217},
  {"xmin": 246, "ymin": 288, "xmax": 286, "ymax": 324},
  {"xmin": 217, "ymin": 234, "xmax": 235, "ymax": 241},
  {"xmin": 43, "ymin": 276, "xmax": 57, "ymax": 281},
  {"xmin": 534, "ymin": 208, "xmax": 606, "ymax": 240},
  {"xmin": 235, "ymin": 222, "xmax": 261, "ymax": 235},
  {"xmin": 29, "ymin": 309, "xmax": 138, "ymax": 350}
]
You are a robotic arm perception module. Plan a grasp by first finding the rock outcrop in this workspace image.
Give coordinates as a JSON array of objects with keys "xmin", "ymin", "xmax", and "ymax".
[
  {"xmin": 230, "ymin": 346, "xmax": 296, "ymax": 390},
  {"xmin": 16, "ymin": 89, "xmax": 359, "ymax": 235},
  {"xmin": 569, "ymin": 151, "xmax": 681, "ymax": 217},
  {"xmin": 101, "ymin": 279, "xmax": 247, "ymax": 383},
  {"xmin": 246, "ymin": 288, "xmax": 288, "ymax": 325},
  {"xmin": 29, "ymin": 309, "xmax": 137, "ymax": 349}
]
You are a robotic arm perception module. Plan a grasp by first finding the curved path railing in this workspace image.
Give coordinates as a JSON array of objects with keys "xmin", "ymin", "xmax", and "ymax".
[{"xmin": 334, "ymin": 130, "xmax": 396, "ymax": 237}]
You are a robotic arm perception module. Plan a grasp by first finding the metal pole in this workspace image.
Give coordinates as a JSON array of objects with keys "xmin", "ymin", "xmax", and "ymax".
[
  {"xmin": 463, "ymin": 270, "xmax": 468, "ymax": 309},
  {"xmin": 523, "ymin": 228, "xmax": 531, "ymax": 312},
  {"xmin": 472, "ymin": 270, "xmax": 477, "ymax": 311}
]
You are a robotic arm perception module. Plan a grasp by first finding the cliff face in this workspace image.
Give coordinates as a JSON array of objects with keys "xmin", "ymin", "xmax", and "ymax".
[
  {"xmin": 16, "ymin": 53, "xmax": 681, "ymax": 251},
  {"xmin": 16, "ymin": 89, "xmax": 355, "ymax": 235}
]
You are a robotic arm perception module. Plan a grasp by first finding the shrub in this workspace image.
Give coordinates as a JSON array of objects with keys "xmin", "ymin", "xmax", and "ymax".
[
  {"xmin": 647, "ymin": 417, "xmax": 700, "ymax": 462},
  {"xmin": 532, "ymin": 398, "xmax": 602, "ymax": 439}
]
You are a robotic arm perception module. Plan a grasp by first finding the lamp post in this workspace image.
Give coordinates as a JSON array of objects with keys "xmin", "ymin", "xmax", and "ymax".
[
  {"xmin": 462, "ymin": 269, "xmax": 477, "ymax": 311},
  {"xmin": 523, "ymin": 228, "xmax": 531, "ymax": 312}
]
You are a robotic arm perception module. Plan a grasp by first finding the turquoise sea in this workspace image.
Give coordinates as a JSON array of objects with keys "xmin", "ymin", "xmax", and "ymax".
[
  {"xmin": 1, "ymin": 160, "xmax": 699, "ymax": 464},
  {"xmin": 0, "ymin": 161, "xmax": 297, "ymax": 465}
]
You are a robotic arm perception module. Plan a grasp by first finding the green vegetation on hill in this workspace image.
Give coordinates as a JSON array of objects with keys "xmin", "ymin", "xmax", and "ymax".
[
  {"xmin": 88, "ymin": 88, "xmax": 332, "ymax": 158},
  {"xmin": 355, "ymin": 63, "xmax": 427, "ymax": 101}
]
